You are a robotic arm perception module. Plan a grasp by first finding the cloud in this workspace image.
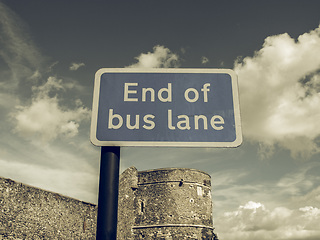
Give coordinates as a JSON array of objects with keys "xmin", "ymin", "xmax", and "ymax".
[
  {"xmin": 234, "ymin": 25, "xmax": 320, "ymax": 159},
  {"xmin": 69, "ymin": 62, "xmax": 85, "ymax": 71},
  {"xmin": 127, "ymin": 45, "xmax": 180, "ymax": 68},
  {"xmin": 201, "ymin": 56, "xmax": 209, "ymax": 64},
  {"xmin": 276, "ymin": 166, "xmax": 317, "ymax": 197},
  {"xmin": 0, "ymin": 2, "xmax": 43, "ymax": 90},
  {"xmin": 215, "ymin": 201, "xmax": 320, "ymax": 240},
  {"xmin": 12, "ymin": 76, "xmax": 90, "ymax": 142},
  {"xmin": 0, "ymin": 2, "xmax": 98, "ymax": 206},
  {"xmin": 292, "ymin": 185, "xmax": 320, "ymax": 208}
]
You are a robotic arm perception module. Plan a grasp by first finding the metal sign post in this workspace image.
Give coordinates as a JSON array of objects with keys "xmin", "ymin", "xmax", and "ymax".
[
  {"xmin": 96, "ymin": 146, "xmax": 120, "ymax": 240},
  {"xmin": 90, "ymin": 68, "xmax": 242, "ymax": 240}
]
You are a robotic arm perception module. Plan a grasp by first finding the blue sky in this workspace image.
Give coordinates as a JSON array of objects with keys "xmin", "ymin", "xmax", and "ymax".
[{"xmin": 1, "ymin": 1, "xmax": 320, "ymax": 239}]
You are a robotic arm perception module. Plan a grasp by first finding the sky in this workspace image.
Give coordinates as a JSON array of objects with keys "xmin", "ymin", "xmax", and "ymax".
[{"xmin": 1, "ymin": 1, "xmax": 320, "ymax": 239}]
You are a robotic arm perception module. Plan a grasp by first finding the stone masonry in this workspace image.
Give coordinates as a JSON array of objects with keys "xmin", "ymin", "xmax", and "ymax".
[
  {"xmin": 117, "ymin": 167, "xmax": 217, "ymax": 239},
  {"xmin": 1, "ymin": 167, "xmax": 217, "ymax": 239},
  {"xmin": 0, "ymin": 177, "xmax": 97, "ymax": 239}
]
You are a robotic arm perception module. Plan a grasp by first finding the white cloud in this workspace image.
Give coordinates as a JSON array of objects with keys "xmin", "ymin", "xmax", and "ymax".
[
  {"xmin": 300, "ymin": 206, "xmax": 320, "ymax": 219},
  {"xmin": 212, "ymin": 169, "xmax": 248, "ymax": 187},
  {"xmin": 0, "ymin": 2, "xmax": 43, "ymax": 89},
  {"xmin": 127, "ymin": 45, "xmax": 180, "ymax": 68},
  {"xmin": 211, "ymin": 161, "xmax": 320, "ymax": 225},
  {"xmin": 235, "ymin": 25, "xmax": 320, "ymax": 159},
  {"xmin": 201, "ymin": 56, "xmax": 209, "ymax": 64},
  {"xmin": 69, "ymin": 62, "xmax": 85, "ymax": 71},
  {"xmin": 215, "ymin": 201, "xmax": 320, "ymax": 240},
  {"xmin": 0, "ymin": 2, "xmax": 98, "ymax": 206},
  {"xmin": 32, "ymin": 76, "xmax": 64, "ymax": 96},
  {"xmin": 292, "ymin": 185, "xmax": 320, "ymax": 208},
  {"xmin": 276, "ymin": 165, "xmax": 318, "ymax": 197},
  {"xmin": 1, "ymin": 2, "xmax": 91, "ymax": 144},
  {"xmin": 12, "ymin": 76, "xmax": 90, "ymax": 141}
]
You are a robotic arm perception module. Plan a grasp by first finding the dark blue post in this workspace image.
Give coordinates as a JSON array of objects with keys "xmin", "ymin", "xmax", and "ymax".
[{"xmin": 96, "ymin": 146, "xmax": 120, "ymax": 240}]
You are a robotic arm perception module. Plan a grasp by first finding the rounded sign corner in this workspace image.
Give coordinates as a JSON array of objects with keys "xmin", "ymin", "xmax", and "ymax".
[
  {"xmin": 232, "ymin": 135, "xmax": 243, "ymax": 148},
  {"xmin": 95, "ymin": 68, "xmax": 107, "ymax": 77},
  {"xmin": 224, "ymin": 69, "xmax": 237, "ymax": 80},
  {"xmin": 90, "ymin": 136, "xmax": 101, "ymax": 147}
]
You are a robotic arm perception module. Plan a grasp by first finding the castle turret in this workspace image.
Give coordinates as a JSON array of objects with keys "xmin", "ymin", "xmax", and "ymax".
[{"xmin": 117, "ymin": 167, "xmax": 216, "ymax": 239}]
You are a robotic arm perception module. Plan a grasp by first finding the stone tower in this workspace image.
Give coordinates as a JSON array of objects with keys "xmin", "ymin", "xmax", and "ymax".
[{"xmin": 117, "ymin": 167, "xmax": 217, "ymax": 239}]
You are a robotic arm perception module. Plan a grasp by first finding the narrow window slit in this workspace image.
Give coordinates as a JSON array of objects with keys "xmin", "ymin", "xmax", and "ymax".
[{"xmin": 179, "ymin": 179, "xmax": 183, "ymax": 187}]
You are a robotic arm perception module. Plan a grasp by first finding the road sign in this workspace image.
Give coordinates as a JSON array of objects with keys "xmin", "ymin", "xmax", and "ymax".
[{"xmin": 90, "ymin": 68, "xmax": 242, "ymax": 147}]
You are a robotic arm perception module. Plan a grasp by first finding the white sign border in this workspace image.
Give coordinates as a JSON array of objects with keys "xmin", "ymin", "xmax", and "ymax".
[{"xmin": 90, "ymin": 68, "xmax": 242, "ymax": 148}]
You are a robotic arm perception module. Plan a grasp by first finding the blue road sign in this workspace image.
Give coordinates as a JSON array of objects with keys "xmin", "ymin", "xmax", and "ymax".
[{"xmin": 90, "ymin": 68, "xmax": 242, "ymax": 147}]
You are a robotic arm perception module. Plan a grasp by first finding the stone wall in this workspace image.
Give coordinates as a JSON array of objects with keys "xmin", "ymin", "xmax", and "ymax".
[{"xmin": 0, "ymin": 177, "xmax": 97, "ymax": 240}]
